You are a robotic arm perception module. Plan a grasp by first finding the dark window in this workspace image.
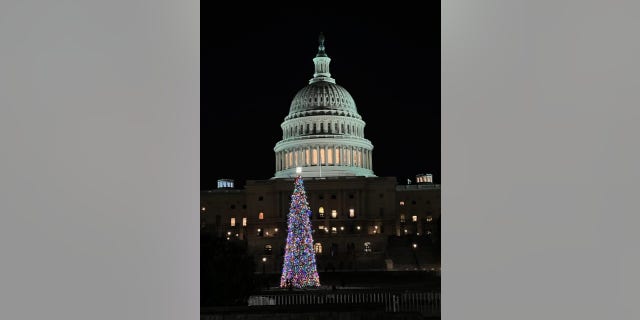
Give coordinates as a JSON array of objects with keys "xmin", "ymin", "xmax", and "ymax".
[
  {"xmin": 348, "ymin": 194, "xmax": 354, "ymax": 199},
  {"xmin": 331, "ymin": 194, "xmax": 336, "ymax": 199},
  {"xmin": 258, "ymin": 196, "xmax": 263, "ymax": 201},
  {"xmin": 242, "ymin": 204, "xmax": 247, "ymax": 209},
  {"xmin": 411, "ymin": 200, "xmax": 416, "ymax": 205},
  {"xmin": 264, "ymin": 245, "xmax": 272, "ymax": 255},
  {"xmin": 230, "ymin": 204, "xmax": 236, "ymax": 209},
  {"xmin": 319, "ymin": 194, "xmax": 324, "ymax": 200},
  {"xmin": 379, "ymin": 208, "xmax": 384, "ymax": 217},
  {"xmin": 379, "ymin": 193, "xmax": 384, "ymax": 198}
]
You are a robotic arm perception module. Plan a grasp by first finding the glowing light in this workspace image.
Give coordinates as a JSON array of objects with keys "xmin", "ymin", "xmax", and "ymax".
[
  {"xmin": 349, "ymin": 209, "xmax": 355, "ymax": 218},
  {"xmin": 280, "ymin": 176, "xmax": 320, "ymax": 288},
  {"xmin": 227, "ymin": 231, "xmax": 231, "ymax": 236},
  {"xmin": 274, "ymin": 228, "xmax": 278, "ymax": 232},
  {"xmin": 356, "ymin": 226, "xmax": 361, "ymax": 230},
  {"xmin": 257, "ymin": 228, "xmax": 261, "ymax": 232},
  {"xmin": 201, "ymin": 207, "xmax": 206, "ymax": 211},
  {"xmin": 412, "ymin": 243, "xmax": 418, "ymax": 249},
  {"xmin": 412, "ymin": 215, "xmax": 417, "ymax": 222},
  {"xmin": 242, "ymin": 217, "xmax": 247, "ymax": 227},
  {"xmin": 296, "ymin": 167, "xmax": 302, "ymax": 174},
  {"xmin": 340, "ymin": 226, "xmax": 344, "ymax": 231},
  {"xmin": 331, "ymin": 210, "xmax": 337, "ymax": 218},
  {"xmin": 374, "ymin": 226, "xmax": 378, "ymax": 229},
  {"xmin": 262, "ymin": 257, "xmax": 267, "ymax": 262}
]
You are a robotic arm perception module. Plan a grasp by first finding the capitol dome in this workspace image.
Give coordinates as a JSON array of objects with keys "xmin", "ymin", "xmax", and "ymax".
[
  {"xmin": 286, "ymin": 82, "xmax": 360, "ymax": 121},
  {"xmin": 274, "ymin": 34, "xmax": 375, "ymax": 179}
]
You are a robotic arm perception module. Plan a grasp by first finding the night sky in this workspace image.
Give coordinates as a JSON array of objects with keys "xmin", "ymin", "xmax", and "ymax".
[{"xmin": 202, "ymin": 7, "xmax": 440, "ymax": 189}]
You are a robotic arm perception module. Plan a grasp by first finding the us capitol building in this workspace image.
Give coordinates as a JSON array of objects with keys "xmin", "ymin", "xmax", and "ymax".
[{"xmin": 201, "ymin": 34, "xmax": 440, "ymax": 273}]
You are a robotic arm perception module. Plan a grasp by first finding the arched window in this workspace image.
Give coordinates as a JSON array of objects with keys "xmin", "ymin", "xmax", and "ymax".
[
  {"xmin": 314, "ymin": 243, "xmax": 322, "ymax": 254},
  {"xmin": 259, "ymin": 211, "xmax": 264, "ymax": 220}
]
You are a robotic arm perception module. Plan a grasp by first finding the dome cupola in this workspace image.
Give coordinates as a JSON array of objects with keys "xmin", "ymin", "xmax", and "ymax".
[{"xmin": 274, "ymin": 34, "xmax": 375, "ymax": 179}]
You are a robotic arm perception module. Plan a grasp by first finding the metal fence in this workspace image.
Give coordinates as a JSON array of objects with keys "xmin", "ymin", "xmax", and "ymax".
[{"xmin": 248, "ymin": 290, "xmax": 440, "ymax": 317}]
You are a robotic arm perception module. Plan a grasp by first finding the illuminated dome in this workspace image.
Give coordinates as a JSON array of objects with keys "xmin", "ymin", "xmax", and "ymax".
[
  {"xmin": 274, "ymin": 33, "xmax": 375, "ymax": 179},
  {"xmin": 286, "ymin": 82, "xmax": 360, "ymax": 120}
]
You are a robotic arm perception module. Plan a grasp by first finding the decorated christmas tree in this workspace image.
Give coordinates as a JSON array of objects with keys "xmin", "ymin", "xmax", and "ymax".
[{"xmin": 279, "ymin": 172, "xmax": 321, "ymax": 288}]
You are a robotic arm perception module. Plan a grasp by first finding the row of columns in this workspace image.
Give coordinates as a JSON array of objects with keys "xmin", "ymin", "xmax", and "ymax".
[
  {"xmin": 275, "ymin": 146, "xmax": 373, "ymax": 171},
  {"xmin": 284, "ymin": 121, "xmax": 363, "ymax": 138}
]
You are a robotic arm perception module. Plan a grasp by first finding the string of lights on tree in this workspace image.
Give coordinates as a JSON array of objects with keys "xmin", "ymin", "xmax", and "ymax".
[{"xmin": 280, "ymin": 169, "xmax": 321, "ymax": 288}]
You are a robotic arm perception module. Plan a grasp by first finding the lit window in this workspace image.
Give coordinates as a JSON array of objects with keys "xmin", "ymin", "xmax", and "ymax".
[
  {"xmin": 318, "ymin": 207, "xmax": 325, "ymax": 218},
  {"xmin": 242, "ymin": 217, "xmax": 247, "ymax": 227},
  {"xmin": 426, "ymin": 216, "xmax": 433, "ymax": 222},
  {"xmin": 400, "ymin": 214, "xmax": 406, "ymax": 223},
  {"xmin": 314, "ymin": 243, "xmax": 323, "ymax": 254},
  {"xmin": 230, "ymin": 218, "xmax": 236, "ymax": 227},
  {"xmin": 427, "ymin": 230, "xmax": 432, "ymax": 235},
  {"xmin": 331, "ymin": 210, "xmax": 338, "ymax": 219},
  {"xmin": 399, "ymin": 201, "xmax": 405, "ymax": 206},
  {"xmin": 319, "ymin": 225, "xmax": 324, "ymax": 230},
  {"xmin": 364, "ymin": 242, "xmax": 372, "ymax": 253},
  {"xmin": 259, "ymin": 211, "xmax": 264, "ymax": 220},
  {"xmin": 412, "ymin": 215, "xmax": 417, "ymax": 222},
  {"xmin": 331, "ymin": 227, "xmax": 337, "ymax": 234},
  {"xmin": 349, "ymin": 209, "xmax": 355, "ymax": 218}
]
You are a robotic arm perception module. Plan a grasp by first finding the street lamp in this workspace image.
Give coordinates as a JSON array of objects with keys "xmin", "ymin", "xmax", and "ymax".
[{"xmin": 262, "ymin": 257, "xmax": 267, "ymax": 274}]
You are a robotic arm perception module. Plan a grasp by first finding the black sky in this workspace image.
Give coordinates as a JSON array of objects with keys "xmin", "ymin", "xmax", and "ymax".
[{"xmin": 202, "ymin": 7, "xmax": 440, "ymax": 190}]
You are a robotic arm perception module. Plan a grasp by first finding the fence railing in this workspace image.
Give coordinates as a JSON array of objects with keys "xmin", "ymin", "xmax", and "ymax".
[{"xmin": 248, "ymin": 289, "xmax": 440, "ymax": 317}]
